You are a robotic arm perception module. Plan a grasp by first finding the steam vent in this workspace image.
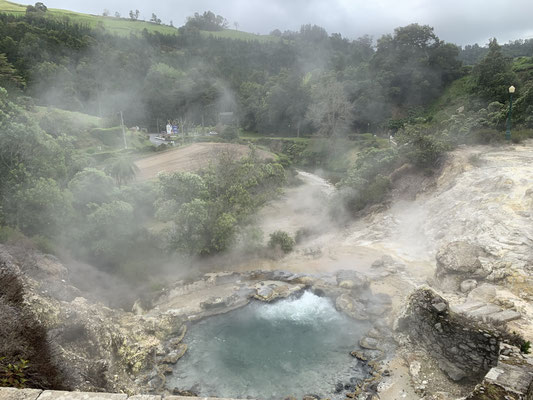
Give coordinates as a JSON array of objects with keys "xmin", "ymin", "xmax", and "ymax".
[{"xmin": 2, "ymin": 1, "xmax": 533, "ymax": 398}]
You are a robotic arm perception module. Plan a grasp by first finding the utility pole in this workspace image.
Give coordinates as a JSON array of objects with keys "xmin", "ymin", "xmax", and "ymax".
[
  {"xmin": 120, "ymin": 111, "xmax": 128, "ymax": 149},
  {"xmin": 505, "ymin": 85, "xmax": 515, "ymax": 141}
]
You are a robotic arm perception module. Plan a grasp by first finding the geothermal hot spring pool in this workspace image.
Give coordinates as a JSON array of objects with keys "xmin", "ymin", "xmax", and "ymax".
[{"xmin": 168, "ymin": 291, "xmax": 372, "ymax": 399}]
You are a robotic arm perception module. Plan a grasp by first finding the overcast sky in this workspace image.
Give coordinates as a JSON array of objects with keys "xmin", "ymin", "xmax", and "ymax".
[{"xmin": 39, "ymin": 0, "xmax": 533, "ymax": 46}]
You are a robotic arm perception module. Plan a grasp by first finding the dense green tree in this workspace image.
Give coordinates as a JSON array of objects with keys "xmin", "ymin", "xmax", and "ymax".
[
  {"xmin": 150, "ymin": 13, "xmax": 161, "ymax": 25},
  {"xmin": 0, "ymin": 53, "xmax": 24, "ymax": 88},
  {"xmin": 129, "ymin": 10, "xmax": 140, "ymax": 20},
  {"xmin": 167, "ymin": 198, "xmax": 210, "ymax": 254},
  {"xmin": 68, "ymin": 168, "xmax": 116, "ymax": 210},
  {"xmin": 307, "ymin": 78, "xmax": 353, "ymax": 137},
  {"xmin": 157, "ymin": 154, "xmax": 285, "ymax": 255},
  {"xmin": 472, "ymin": 39, "xmax": 517, "ymax": 102},
  {"xmin": 155, "ymin": 172, "xmax": 208, "ymax": 220},
  {"xmin": 337, "ymin": 148, "xmax": 399, "ymax": 213},
  {"xmin": 105, "ymin": 156, "xmax": 139, "ymax": 186},
  {"xmin": 261, "ymin": 72, "xmax": 311, "ymax": 136},
  {"xmin": 0, "ymin": 88, "xmax": 68, "ymax": 199},
  {"xmin": 83, "ymin": 200, "xmax": 135, "ymax": 264},
  {"xmin": 185, "ymin": 11, "xmax": 228, "ymax": 31},
  {"xmin": 34, "ymin": 2, "xmax": 47, "ymax": 12},
  {"xmin": 371, "ymin": 24, "xmax": 461, "ymax": 108},
  {"xmin": 6, "ymin": 178, "xmax": 72, "ymax": 237}
]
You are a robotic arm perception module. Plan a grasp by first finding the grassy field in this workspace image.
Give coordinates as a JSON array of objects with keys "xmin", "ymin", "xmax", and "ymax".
[
  {"xmin": 0, "ymin": 0, "xmax": 179, "ymax": 36},
  {"xmin": 33, "ymin": 106, "xmax": 103, "ymax": 127},
  {"xmin": 202, "ymin": 29, "xmax": 279, "ymax": 43},
  {"xmin": 0, "ymin": 0, "xmax": 278, "ymax": 41}
]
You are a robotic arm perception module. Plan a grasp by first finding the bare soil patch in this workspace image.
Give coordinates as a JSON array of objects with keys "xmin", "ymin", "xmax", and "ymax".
[{"xmin": 135, "ymin": 143, "xmax": 275, "ymax": 180}]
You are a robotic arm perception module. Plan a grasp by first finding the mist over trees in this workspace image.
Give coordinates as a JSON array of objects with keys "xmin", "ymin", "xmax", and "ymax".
[
  {"xmin": 0, "ymin": 12, "xmax": 466, "ymax": 134},
  {"xmin": 1, "ymin": 6, "xmax": 533, "ymax": 278},
  {"xmin": 2, "ymin": 10, "xmax": 531, "ymax": 136}
]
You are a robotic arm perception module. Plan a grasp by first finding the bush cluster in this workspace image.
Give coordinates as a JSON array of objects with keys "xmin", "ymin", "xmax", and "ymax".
[{"xmin": 268, "ymin": 231, "xmax": 295, "ymax": 253}]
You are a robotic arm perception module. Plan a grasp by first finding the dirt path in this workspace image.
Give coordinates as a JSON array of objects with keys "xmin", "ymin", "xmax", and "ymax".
[{"xmin": 135, "ymin": 143, "xmax": 275, "ymax": 180}]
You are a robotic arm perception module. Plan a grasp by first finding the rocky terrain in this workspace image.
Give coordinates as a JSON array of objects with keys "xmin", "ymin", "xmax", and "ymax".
[
  {"xmin": 2, "ymin": 141, "xmax": 533, "ymax": 400},
  {"xmin": 0, "ymin": 245, "xmax": 397, "ymax": 399}
]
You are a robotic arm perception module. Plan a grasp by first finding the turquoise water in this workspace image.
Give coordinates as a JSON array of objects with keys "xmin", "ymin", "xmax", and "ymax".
[{"xmin": 168, "ymin": 291, "xmax": 371, "ymax": 399}]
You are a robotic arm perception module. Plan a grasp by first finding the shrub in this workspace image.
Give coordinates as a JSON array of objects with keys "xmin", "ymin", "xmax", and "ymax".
[
  {"xmin": 89, "ymin": 127, "xmax": 123, "ymax": 147},
  {"xmin": 471, "ymin": 128, "xmax": 504, "ymax": 144},
  {"xmin": 0, "ymin": 226, "xmax": 25, "ymax": 244},
  {"xmin": 397, "ymin": 126, "xmax": 450, "ymax": 168},
  {"xmin": 521, "ymin": 340, "xmax": 531, "ymax": 354},
  {"xmin": 0, "ymin": 358, "xmax": 29, "ymax": 388},
  {"xmin": 510, "ymin": 129, "xmax": 533, "ymax": 144},
  {"xmin": 221, "ymin": 126, "xmax": 239, "ymax": 142},
  {"xmin": 31, "ymin": 235, "xmax": 57, "ymax": 255},
  {"xmin": 268, "ymin": 231, "xmax": 295, "ymax": 253}
]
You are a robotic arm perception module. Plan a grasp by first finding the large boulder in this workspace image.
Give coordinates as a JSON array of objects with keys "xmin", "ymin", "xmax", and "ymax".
[
  {"xmin": 335, "ymin": 293, "xmax": 369, "ymax": 320},
  {"xmin": 435, "ymin": 241, "xmax": 494, "ymax": 291},
  {"xmin": 436, "ymin": 241, "xmax": 487, "ymax": 276}
]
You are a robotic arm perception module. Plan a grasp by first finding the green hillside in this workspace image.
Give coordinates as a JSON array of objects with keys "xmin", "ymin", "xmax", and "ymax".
[
  {"xmin": 0, "ymin": 0, "xmax": 277, "ymax": 40},
  {"xmin": 201, "ymin": 29, "xmax": 279, "ymax": 43},
  {"xmin": 0, "ymin": 0, "xmax": 179, "ymax": 36}
]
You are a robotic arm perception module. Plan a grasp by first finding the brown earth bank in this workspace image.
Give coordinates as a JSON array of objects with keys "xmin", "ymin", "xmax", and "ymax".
[{"xmin": 134, "ymin": 143, "xmax": 275, "ymax": 181}]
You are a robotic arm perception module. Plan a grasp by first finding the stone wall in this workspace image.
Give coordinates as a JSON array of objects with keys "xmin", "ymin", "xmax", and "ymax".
[
  {"xmin": 397, "ymin": 288, "xmax": 500, "ymax": 382},
  {"xmin": 466, "ymin": 343, "xmax": 533, "ymax": 400}
]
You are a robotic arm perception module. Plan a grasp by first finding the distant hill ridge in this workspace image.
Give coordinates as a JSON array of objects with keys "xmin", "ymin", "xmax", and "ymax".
[{"xmin": 0, "ymin": 0, "xmax": 277, "ymax": 41}]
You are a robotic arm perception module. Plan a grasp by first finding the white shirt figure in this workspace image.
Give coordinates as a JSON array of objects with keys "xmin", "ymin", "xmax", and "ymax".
[{"xmin": 166, "ymin": 123, "xmax": 172, "ymax": 135}]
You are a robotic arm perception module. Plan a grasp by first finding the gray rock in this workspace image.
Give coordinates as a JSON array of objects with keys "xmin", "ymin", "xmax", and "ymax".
[
  {"xmin": 460, "ymin": 279, "xmax": 478, "ymax": 293},
  {"xmin": 484, "ymin": 362, "xmax": 533, "ymax": 395},
  {"xmin": 467, "ymin": 284, "xmax": 498, "ymax": 302},
  {"xmin": 335, "ymin": 293, "xmax": 369, "ymax": 320},
  {"xmin": 335, "ymin": 270, "xmax": 370, "ymax": 289},
  {"xmin": 438, "ymin": 358, "xmax": 468, "ymax": 381},
  {"xmin": 366, "ymin": 328, "xmax": 383, "ymax": 339},
  {"xmin": 467, "ymin": 304, "xmax": 502, "ymax": 318},
  {"xmin": 450, "ymin": 300, "xmax": 485, "ymax": 314},
  {"xmin": 371, "ymin": 259, "xmax": 385, "ymax": 268},
  {"xmin": 436, "ymin": 241, "xmax": 488, "ymax": 277},
  {"xmin": 432, "ymin": 302, "xmax": 448, "ymax": 313},
  {"xmin": 361, "ymin": 349, "xmax": 384, "ymax": 360},
  {"xmin": 162, "ymin": 350, "xmax": 181, "ymax": 364},
  {"xmin": 488, "ymin": 310, "xmax": 521, "ymax": 323},
  {"xmin": 371, "ymin": 255, "xmax": 400, "ymax": 269},
  {"xmin": 256, "ymin": 286, "xmax": 274, "ymax": 299},
  {"xmin": 359, "ymin": 336, "xmax": 379, "ymax": 350},
  {"xmin": 200, "ymin": 296, "xmax": 228, "ymax": 310}
]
